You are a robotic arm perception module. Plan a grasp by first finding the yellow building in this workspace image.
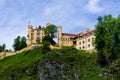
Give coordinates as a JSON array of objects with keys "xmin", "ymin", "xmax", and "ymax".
[
  {"xmin": 61, "ymin": 33, "xmax": 77, "ymax": 47},
  {"xmin": 57, "ymin": 26, "xmax": 95, "ymax": 51},
  {"xmin": 28, "ymin": 25, "xmax": 95, "ymax": 51},
  {"xmin": 57, "ymin": 26, "xmax": 77, "ymax": 47},
  {"xmin": 76, "ymin": 29, "xmax": 95, "ymax": 52},
  {"xmin": 27, "ymin": 25, "xmax": 45, "ymax": 46}
]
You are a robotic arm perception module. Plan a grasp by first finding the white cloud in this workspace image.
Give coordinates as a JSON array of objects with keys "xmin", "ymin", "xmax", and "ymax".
[{"xmin": 85, "ymin": 0, "xmax": 103, "ymax": 13}]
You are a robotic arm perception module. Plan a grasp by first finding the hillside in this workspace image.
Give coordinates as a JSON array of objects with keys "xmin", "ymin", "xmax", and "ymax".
[{"xmin": 0, "ymin": 46, "xmax": 120, "ymax": 80}]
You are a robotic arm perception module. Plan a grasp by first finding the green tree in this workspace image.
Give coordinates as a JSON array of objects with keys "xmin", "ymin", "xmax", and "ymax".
[
  {"xmin": 2, "ymin": 44, "xmax": 6, "ymax": 52},
  {"xmin": 45, "ymin": 23, "xmax": 57, "ymax": 39},
  {"xmin": 20, "ymin": 36, "xmax": 27, "ymax": 49},
  {"xmin": 0, "ymin": 44, "xmax": 6, "ymax": 52},
  {"xmin": 44, "ymin": 23, "xmax": 57, "ymax": 45},
  {"xmin": 13, "ymin": 36, "xmax": 27, "ymax": 51},
  {"xmin": 95, "ymin": 15, "xmax": 120, "ymax": 67},
  {"xmin": 0, "ymin": 45, "xmax": 3, "ymax": 52},
  {"xmin": 5, "ymin": 49, "xmax": 12, "ymax": 52},
  {"xmin": 13, "ymin": 36, "xmax": 21, "ymax": 51},
  {"xmin": 42, "ymin": 40, "xmax": 51, "ymax": 54}
]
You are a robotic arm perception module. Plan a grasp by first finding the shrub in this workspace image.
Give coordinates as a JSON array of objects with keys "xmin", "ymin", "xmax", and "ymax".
[{"xmin": 41, "ymin": 41, "xmax": 51, "ymax": 54}]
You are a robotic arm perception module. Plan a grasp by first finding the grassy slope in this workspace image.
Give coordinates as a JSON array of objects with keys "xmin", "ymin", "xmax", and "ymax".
[
  {"xmin": 0, "ymin": 47, "xmax": 43, "ymax": 80},
  {"xmin": 0, "ymin": 46, "xmax": 116, "ymax": 80}
]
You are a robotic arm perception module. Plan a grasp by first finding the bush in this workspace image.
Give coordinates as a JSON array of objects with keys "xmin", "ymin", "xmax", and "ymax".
[{"xmin": 41, "ymin": 41, "xmax": 51, "ymax": 54}]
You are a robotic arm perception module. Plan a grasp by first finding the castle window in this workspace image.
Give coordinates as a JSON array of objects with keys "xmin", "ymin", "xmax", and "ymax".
[
  {"xmin": 88, "ymin": 39, "xmax": 90, "ymax": 42},
  {"xmin": 83, "ymin": 46, "xmax": 85, "ymax": 49},
  {"xmin": 37, "ymin": 33, "xmax": 40, "ymax": 35},
  {"xmin": 83, "ymin": 41, "xmax": 84, "ymax": 44},
  {"xmin": 88, "ymin": 44, "xmax": 90, "ymax": 47},
  {"xmin": 79, "ymin": 42, "xmax": 81, "ymax": 45},
  {"xmin": 31, "ymin": 33, "xmax": 34, "ymax": 35},
  {"xmin": 79, "ymin": 47, "xmax": 81, "ymax": 49}
]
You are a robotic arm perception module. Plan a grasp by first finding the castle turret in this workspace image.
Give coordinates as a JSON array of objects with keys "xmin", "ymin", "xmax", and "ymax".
[
  {"xmin": 58, "ymin": 26, "xmax": 62, "ymax": 48},
  {"xmin": 28, "ymin": 25, "xmax": 33, "ymax": 46}
]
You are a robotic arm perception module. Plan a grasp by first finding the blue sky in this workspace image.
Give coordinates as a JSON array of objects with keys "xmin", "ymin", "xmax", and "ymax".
[{"xmin": 0, "ymin": 0, "xmax": 120, "ymax": 50}]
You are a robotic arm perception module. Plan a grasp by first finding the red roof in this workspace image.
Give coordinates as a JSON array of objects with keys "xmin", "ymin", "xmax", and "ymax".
[
  {"xmin": 62, "ymin": 33, "xmax": 78, "ymax": 37},
  {"xmin": 78, "ymin": 30, "xmax": 95, "ymax": 37},
  {"xmin": 62, "ymin": 30, "xmax": 95, "ymax": 39}
]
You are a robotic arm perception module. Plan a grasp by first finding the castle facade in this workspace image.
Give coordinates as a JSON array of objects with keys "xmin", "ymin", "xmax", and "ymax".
[
  {"xmin": 28, "ymin": 25, "xmax": 95, "ymax": 52},
  {"xmin": 27, "ymin": 25, "xmax": 45, "ymax": 46},
  {"xmin": 57, "ymin": 26, "xmax": 95, "ymax": 52}
]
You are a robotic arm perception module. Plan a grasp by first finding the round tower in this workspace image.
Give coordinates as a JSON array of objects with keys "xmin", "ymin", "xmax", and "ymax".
[{"xmin": 57, "ymin": 26, "xmax": 62, "ymax": 48}]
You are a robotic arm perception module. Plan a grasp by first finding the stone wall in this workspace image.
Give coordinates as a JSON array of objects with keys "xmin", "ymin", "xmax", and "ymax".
[{"xmin": 0, "ymin": 52, "xmax": 16, "ymax": 59}]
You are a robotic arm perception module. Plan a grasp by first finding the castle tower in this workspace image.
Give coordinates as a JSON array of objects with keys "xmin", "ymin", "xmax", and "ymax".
[
  {"xmin": 28, "ymin": 25, "xmax": 33, "ymax": 46},
  {"xmin": 58, "ymin": 26, "xmax": 62, "ymax": 48}
]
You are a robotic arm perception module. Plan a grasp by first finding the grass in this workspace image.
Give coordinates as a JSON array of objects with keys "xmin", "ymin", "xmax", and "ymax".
[
  {"xmin": 0, "ymin": 46, "xmax": 118, "ymax": 80},
  {"xmin": 0, "ymin": 47, "xmax": 43, "ymax": 80}
]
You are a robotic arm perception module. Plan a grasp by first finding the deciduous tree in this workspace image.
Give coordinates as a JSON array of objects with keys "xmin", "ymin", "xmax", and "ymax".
[
  {"xmin": 44, "ymin": 23, "xmax": 57, "ymax": 45},
  {"xmin": 0, "ymin": 44, "xmax": 6, "ymax": 52},
  {"xmin": 95, "ymin": 15, "xmax": 120, "ymax": 67},
  {"xmin": 13, "ymin": 36, "xmax": 27, "ymax": 51},
  {"xmin": 45, "ymin": 23, "xmax": 57, "ymax": 39}
]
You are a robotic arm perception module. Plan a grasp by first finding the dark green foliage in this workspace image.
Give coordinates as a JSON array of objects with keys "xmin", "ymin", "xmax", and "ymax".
[
  {"xmin": 0, "ymin": 44, "xmax": 6, "ymax": 52},
  {"xmin": 13, "ymin": 36, "xmax": 21, "ymax": 51},
  {"xmin": 95, "ymin": 15, "xmax": 120, "ymax": 66},
  {"xmin": 45, "ymin": 23, "xmax": 57, "ymax": 39},
  {"xmin": 41, "ymin": 40, "xmax": 51, "ymax": 54},
  {"xmin": 13, "ymin": 36, "xmax": 27, "ymax": 51},
  {"xmin": 97, "ymin": 52, "xmax": 107, "ymax": 67},
  {"xmin": 62, "ymin": 46, "xmax": 78, "ymax": 53},
  {"xmin": 20, "ymin": 36, "xmax": 27, "ymax": 49},
  {"xmin": 5, "ymin": 49, "xmax": 12, "ymax": 52},
  {"xmin": 43, "ymin": 23, "xmax": 57, "ymax": 46},
  {"xmin": 2, "ymin": 44, "xmax": 6, "ymax": 52},
  {"xmin": 0, "ymin": 46, "xmax": 2, "ymax": 52},
  {"xmin": 43, "ymin": 36, "xmax": 56, "ymax": 46}
]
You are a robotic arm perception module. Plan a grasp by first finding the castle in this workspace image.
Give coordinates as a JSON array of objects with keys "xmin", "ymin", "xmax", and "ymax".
[{"xmin": 28, "ymin": 24, "xmax": 95, "ymax": 52}]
